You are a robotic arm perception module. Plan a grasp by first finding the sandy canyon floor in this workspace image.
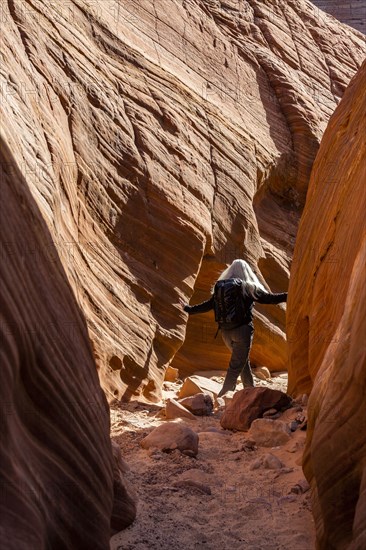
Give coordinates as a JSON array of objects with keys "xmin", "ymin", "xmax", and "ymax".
[{"xmin": 110, "ymin": 373, "xmax": 315, "ymax": 550}]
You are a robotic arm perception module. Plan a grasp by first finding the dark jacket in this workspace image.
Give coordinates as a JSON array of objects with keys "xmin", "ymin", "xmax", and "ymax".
[{"xmin": 184, "ymin": 285, "xmax": 287, "ymax": 327}]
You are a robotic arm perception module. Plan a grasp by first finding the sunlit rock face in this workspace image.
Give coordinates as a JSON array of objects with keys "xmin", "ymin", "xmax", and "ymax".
[
  {"xmin": 310, "ymin": 0, "xmax": 366, "ymax": 34},
  {"xmin": 1, "ymin": 1, "xmax": 364, "ymax": 401},
  {"xmin": 0, "ymin": 138, "xmax": 136, "ymax": 549},
  {"xmin": 287, "ymin": 61, "xmax": 366, "ymax": 550}
]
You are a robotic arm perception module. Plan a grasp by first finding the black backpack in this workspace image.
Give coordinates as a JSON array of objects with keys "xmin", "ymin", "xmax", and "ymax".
[{"xmin": 213, "ymin": 278, "xmax": 247, "ymax": 330}]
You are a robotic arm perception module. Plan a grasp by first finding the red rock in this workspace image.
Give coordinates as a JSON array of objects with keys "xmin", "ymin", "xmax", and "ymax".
[
  {"xmin": 249, "ymin": 419, "xmax": 292, "ymax": 447},
  {"xmin": 111, "ymin": 442, "xmax": 137, "ymax": 533},
  {"xmin": 140, "ymin": 423, "xmax": 199, "ymax": 456},
  {"xmin": 164, "ymin": 366, "xmax": 179, "ymax": 382},
  {"xmin": 220, "ymin": 387, "xmax": 291, "ymax": 431},
  {"xmin": 0, "ymin": 140, "xmax": 136, "ymax": 549},
  {"xmin": 165, "ymin": 398, "xmax": 196, "ymax": 421},
  {"xmin": 178, "ymin": 376, "xmax": 221, "ymax": 400},
  {"xmin": 1, "ymin": 1, "xmax": 364, "ymax": 405},
  {"xmin": 287, "ymin": 61, "xmax": 366, "ymax": 549},
  {"xmin": 179, "ymin": 393, "xmax": 214, "ymax": 416}
]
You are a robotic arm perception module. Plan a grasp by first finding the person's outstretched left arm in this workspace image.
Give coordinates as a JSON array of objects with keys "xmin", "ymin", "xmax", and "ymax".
[
  {"xmin": 253, "ymin": 289, "xmax": 287, "ymax": 304},
  {"xmin": 183, "ymin": 295, "xmax": 215, "ymax": 314}
]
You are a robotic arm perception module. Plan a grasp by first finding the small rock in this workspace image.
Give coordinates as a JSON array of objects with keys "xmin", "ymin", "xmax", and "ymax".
[
  {"xmin": 140, "ymin": 423, "xmax": 199, "ymax": 456},
  {"xmin": 249, "ymin": 458, "xmax": 263, "ymax": 470},
  {"xmin": 149, "ymin": 451, "xmax": 164, "ymax": 460},
  {"xmin": 199, "ymin": 427, "xmax": 223, "ymax": 434},
  {"xmin": 249, "ymin": 418, "xmax": 292, "ymax": 447},
  {"xmin": 236, "ymin": 438, "xmax": 257, "ymax": 452},
  {"xmin": 289, "ymin": 420, "xmax": 299, "ymax": 432},
  {"xmin": 174, "ymin": 469, "xmax": 212, "ymax": 494},
  {"xmin": 179, "ymin": 393, "xmax": 214, "ymax": 416},
  {"xmin": 173, "ymin": 480, "xmax": 211, "ymax": 494},
  {"xmin": 296, "ymin": 411, "xmax": 308, "ymax": 430},
  {"xmin": 164, "ymin": 365, "xmax": 179, "ymax": 382},
  {"xmin": 253, "ymin": 366, "xmax": 271, "ymax": 380},
  {"xmin": 263, "ymin": 453, "xmax": 283, "ymax": 470},
  {"xmin": 165, "ymin": 398, "xmax": 196, "ymax": 421},
  {"xmin": 290, "ymin": 479, "xmax": 310, "ymax": 494}
]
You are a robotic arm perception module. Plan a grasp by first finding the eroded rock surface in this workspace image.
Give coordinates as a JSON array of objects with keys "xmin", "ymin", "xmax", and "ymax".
[
  {"xmin": 0, "ymin": 138, "xmax": 136, "ymax": 549},
  {"xmin": 287, "ymin": 61, "xmax": 366, "ymax": 549},
  {"xmin": 1, "ymin": 1, "xmax": 364, "ymax": 401},
  {"xmin": 310, "ymin": 1, "xmax": 366, "ymax": 33},
  {"xmin": 220, "ymin": 386, "xmax": 291, "ymax": 430}
]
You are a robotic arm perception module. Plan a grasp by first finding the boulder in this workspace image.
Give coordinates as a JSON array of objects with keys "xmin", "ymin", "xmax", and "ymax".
[
  {"xmin": 164, "ymin": 366, "xmax": 179, "ymax": 382},
  {"xmin": 178, "ymin": 376, "xmax": 221, "ymax": 400},
  {"xmin": 165, "ymin": 398, "xmax": 196, "ymax": 421},
  {"xmin": 249, "ymin": 419, "xmax": 291, "ymax": 447},
  {"xmin": 179, "ymin": 393, "xmax": 214, "ymax": 416},
  {"xmin": 140, "ymin": 423, "xmax": 199, "ymax": 456},
  {"xmin": 220, "ymin": 387, "xmax": 292, "ymax": 431}
]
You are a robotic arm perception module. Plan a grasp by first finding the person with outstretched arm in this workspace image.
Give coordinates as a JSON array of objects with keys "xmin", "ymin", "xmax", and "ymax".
[{"xmin": 183, "ymin": 259, "xmax": 287, "ymax": 397}]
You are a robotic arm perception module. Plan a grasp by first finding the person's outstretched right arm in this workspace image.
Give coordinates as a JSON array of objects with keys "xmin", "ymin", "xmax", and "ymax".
[{"xmin": 183, "ymin": 295, "xmax": 215, "ymax": 314}]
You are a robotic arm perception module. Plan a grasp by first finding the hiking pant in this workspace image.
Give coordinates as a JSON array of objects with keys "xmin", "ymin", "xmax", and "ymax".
[{"xmin": 218, "ymin": 324, "xmax": 254, "ymax": 397}]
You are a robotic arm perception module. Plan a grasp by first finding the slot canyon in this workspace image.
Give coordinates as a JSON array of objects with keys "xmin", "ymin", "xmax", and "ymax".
[{"xmin": 1, "ymin": 1, "xmax": 365, "ymax": 549}]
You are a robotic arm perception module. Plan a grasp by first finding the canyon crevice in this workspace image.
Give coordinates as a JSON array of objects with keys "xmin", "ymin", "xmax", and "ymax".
[
  {"xmin": 1, "ymin": 0, "xmax": 364, "ymax": 402},
  {"xmin": 287, "ymin": 60, "xmax": 366, "ymax": 549},
  {"xmin": 0, "ymin": 137, "xmax": 136, "ymax": 549}
]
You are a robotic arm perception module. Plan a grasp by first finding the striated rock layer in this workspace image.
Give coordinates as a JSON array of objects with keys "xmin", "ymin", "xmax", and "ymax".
[
  {"xmin": 1, "ymin": 1, "xmax": 364, "ymax": 400},
  {"xmin": 287, "ymin": 61, "xmax": 366, "ymax": 549},
  {"xmin": 310, "ymin": 0, "xmax": 366, "ymax": 34},
  {"xmin": 0, "ymin": 137, "xmax": 136, "ymax": 548}
]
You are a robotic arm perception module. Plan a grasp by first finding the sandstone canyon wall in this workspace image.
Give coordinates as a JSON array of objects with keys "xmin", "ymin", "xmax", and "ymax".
[
  {"xmin": 287, "ymin": 61, "xmax": 366, "ymax": 549},
  {"xmin": 310, "ymin": 0, "xmax": 366, "ymax": 34},
  {"xmin": 1, "ymin": 1, "xmax": 364, "ymax": 401},
  {"xmin": 0, "ymin": 137, "xmax": 136, "ymax": 548}
]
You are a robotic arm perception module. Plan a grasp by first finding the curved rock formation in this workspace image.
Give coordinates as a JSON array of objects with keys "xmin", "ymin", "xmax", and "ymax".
[
  {"xmin": 1, "ymin": 1, "xmax": 364, "ymax": 400},
  {"xmin": 310, "ymin": 1, "xmax": 366, "ymax": 34},
  {"xmin": 0, "ymin": 138, "xmax": 136, "ymax": 548},
  {"xmin": 287, "ymin": 61, "xmax": 366, "ymax": 549}
]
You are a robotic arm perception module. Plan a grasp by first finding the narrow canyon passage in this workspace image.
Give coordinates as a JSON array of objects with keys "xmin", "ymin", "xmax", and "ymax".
[{"xmin": 110, "ymin": 374, "xmax": 315, "ymax": 550}]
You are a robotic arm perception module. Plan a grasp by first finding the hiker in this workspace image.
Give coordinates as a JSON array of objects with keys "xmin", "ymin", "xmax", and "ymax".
[{"xmin": 183, "ymin": 259, "xmax": 287, "ymax": 397}]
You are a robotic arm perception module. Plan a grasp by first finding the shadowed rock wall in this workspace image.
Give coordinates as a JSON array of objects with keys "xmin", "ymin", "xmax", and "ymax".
[
  {"xmin": 0, "ymin": 137, "xmax": 136, "ymax": 548},
  {"xmin": 1, "ymin": 0, "xmax": 364, "ymax": 400},
  {"xmin": 287, "ymin": 61, "xmax": 366, "ymax": 549}
]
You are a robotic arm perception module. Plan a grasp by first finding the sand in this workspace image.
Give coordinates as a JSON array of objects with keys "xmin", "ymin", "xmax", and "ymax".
[{"xmin": 110, "ymin": 374, "xmax": 315, "ymax": 550}]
